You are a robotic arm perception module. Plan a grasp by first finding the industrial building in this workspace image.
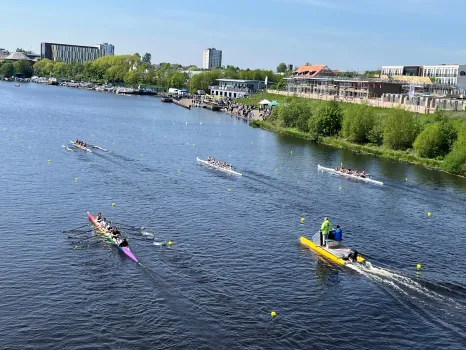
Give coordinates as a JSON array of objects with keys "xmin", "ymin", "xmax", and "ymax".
[{"xmin": 40, "ymin": 42, "xmax": 114, "ymax": 63}]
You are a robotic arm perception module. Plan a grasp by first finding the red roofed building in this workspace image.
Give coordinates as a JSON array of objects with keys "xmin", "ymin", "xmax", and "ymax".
[{"xmin": 293, "ymin": 65, "xmax": 336, "ymax": 78}]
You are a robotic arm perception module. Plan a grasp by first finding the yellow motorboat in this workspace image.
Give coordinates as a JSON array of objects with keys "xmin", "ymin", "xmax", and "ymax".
[{"xmin": 300, "ymin": 233, "xmax": 365, "ymax": 265}]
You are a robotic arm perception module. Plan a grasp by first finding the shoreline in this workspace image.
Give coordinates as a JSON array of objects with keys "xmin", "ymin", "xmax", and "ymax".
[{"xmin": 249, "ymin": 120, "xmax": 466, "ymax": 178}]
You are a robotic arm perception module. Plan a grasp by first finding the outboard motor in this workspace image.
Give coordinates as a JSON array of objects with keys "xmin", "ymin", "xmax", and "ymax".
[{"xmin": 349, "ymin": 250, "xmax": 365, "ymax": 263}]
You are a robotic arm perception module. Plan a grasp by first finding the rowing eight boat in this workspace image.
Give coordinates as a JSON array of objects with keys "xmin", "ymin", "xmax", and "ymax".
[
  {"xmin": 196, "ymin": 157, "xmax": 242, "ymax": 176},
  {"xmin": 87, "ymin": 212, "xmax": 138, "ymax": 263},
  {"xmin": 70, "ymin": 140, "xmax": 92, "ymax": 153},
  {"xmin": 317, "ymin": 165, "xmax": 383, "ymax": 186}
]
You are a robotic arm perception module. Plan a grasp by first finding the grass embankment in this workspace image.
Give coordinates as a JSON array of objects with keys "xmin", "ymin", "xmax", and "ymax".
[{"xmin": 244, "ymin": 93, "xmax": 466, "ymax": 175}]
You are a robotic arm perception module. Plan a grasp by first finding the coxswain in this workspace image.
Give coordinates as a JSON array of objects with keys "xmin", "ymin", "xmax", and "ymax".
[
  {"xmin": 320, "ymin": 217, "xmax": 331, "ymax": 247},
  {"xmin": 96, "ymin": 212, "xmax": 103, "ymax": 222}
]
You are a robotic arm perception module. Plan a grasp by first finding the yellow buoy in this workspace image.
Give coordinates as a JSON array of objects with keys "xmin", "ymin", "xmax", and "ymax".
[
  {"xmin": 228, "ymin": 188, "xmax": 231, "ymax": 192},
  {"xmin": 417, "ymin": 264, "xmax": 422, "ymax": 270},
  {"xmin": 168, "ymin": 241, "xmax": 173, "ymax": 246},
  {"xmin": 271, "ymin": 311, "xmax": 277, "ymax": 318},
  {"xmin": 427, "ymin": 212, "xmax": 432, "ymax": 217},
  {"xmin": 140, "ymin": 154, "xmax": 144, "ymax": 157},
  {"xmin": 405, "ymin": 178, "xmax": 408, "ymax": 181},
  {"xmin": 48, "ymin": 159, "xmax": 51, "ymax": 163},
  {"xmin": 275, "ymin": 168, "xmax": 278, "ymax": 172},
  {"xmin": 112, "ymin": 202, "xmax": 116, "ymax": 207},
  {"xmin": 75, "ymin": 177, "xmax": 78, "ymax": 181},
  {"xmin": 300, "ymin": 217, "xmax": 305, "ymax": 223},
  {"xmin": 339, "ymin": 186, "xmax": 342, "ymax": 190},
  {"xmin": 290, "ymin": 150, "xmax": 293, "ymax": 154},
  {"xmin": 178, "ymin": 169, "xmax": 181, "ymax": 173},
  {"xmin": 112, "ymin": 142, "xmax": 115, "ymax": 145}
]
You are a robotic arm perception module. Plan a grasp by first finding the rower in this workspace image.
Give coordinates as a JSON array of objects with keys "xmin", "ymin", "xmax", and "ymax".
[
  {"xmin": 119, "ymin": 239, "xmax": 128, "ymax": 247},
  {"xmin": 360, "ymin": 171, "xmax": 366, "ymax": 178}
]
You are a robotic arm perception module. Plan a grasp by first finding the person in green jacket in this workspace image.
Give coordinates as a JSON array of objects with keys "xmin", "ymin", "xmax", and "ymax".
[{"xmin": 320, "ymin": 217, "xmax": 331, "ymax": 246}]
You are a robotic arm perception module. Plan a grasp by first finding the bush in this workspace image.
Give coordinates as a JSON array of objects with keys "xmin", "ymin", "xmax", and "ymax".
[
  {"xmin": 413, "ymin": 119, "xmax": 457, "ymax": 158},
  {"xmin": 342, "ymin": 104, "xmax": 375, "ymax": 143},
  {"xmin": 443, "ymin": 131, "xmax": 466, "ymax": 175},
  {"xmin": 367, "ymin": 115, "xmax": 385, "ymax": 145},
  {"xmin": 309, "ymin": 101, "xmax": 342, "ymax": 137},
  {"xmin": 383, "ymin": 109, "xmax": 419, "ymax": 150},
  {"xmin": 278, "ymin": 100, "xmax": 312, "ymax": 130}
]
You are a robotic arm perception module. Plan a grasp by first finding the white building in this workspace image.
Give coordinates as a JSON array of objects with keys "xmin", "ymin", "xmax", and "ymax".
[
  {"xmin": 202, "ymin": 48, "xmax": 222, "ymax": 69},
  {"xmin": 381, "ymin": 64, "xmax": 466, "ymax": 87}
]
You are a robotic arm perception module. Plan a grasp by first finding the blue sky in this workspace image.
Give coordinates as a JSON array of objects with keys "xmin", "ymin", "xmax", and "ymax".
[{"xmin": 2, "ymin": 0, "xmax": 465, "ymax": 71}]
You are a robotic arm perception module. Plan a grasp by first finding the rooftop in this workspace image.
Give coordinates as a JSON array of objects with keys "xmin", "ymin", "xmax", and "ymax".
[{"xmin": 4, "ymin": 51, "xmax": 33, "ymax": 61}]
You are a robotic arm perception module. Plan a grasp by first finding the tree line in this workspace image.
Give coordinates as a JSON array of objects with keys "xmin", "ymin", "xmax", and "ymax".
[
  {"xmin": 265, "ymin": 99, "xmax": 466, "ymax": 175},
  {"xmin": 0, "ymin": 54, "xmax": 277, "ymax": 92}
]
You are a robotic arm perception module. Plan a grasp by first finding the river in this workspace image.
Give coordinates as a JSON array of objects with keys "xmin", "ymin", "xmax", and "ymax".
[{"xmin": 1, "ymin": 81, "xmax": 465, "ymax": 350}]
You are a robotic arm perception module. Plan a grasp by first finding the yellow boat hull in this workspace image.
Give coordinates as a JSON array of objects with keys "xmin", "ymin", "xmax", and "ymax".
[{"xmin": 300, "ymin": 236, "xmax": 347, "ymax": 265}]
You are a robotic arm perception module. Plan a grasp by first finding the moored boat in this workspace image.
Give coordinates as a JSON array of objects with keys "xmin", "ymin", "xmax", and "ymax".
[
  {"xmin": 87, "ymin": 212, "xmax": 138, "ymax": 263},
  {"xmin": 70, "ymin": 140, "xmax": 92, "ymax": 153},
  {"xmin": 317, "ymin": 165, "xmax": 383, "ymax": 185},
  {"xmin": 196, "ymin": 157, "xmax": 242, "ymax": 176},
  {"xmin": 300, "ymin": 232, "xmax": 365, "ymax": 266}
]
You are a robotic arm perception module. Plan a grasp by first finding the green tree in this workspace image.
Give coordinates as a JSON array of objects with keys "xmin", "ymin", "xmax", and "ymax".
[
  {"xmin": 134, "ymin": 53, "xmax": 141, "ymax": 60},
  {"xmin": 124, "ymin": 68, "xmax": 144, "ymax": 86},
  {"xmin": 43, "ymin": 62, "xmax": 55, "ymax": 77},
  {"xmin": 142, "ymin": 53, "xmax": 151, "ymax": 64},
  {"xmin": 367, "ymin": 115, "xmax": 385, "ymax": 145},
  {"xmin": 52, "ymin": 62, "xmax": 68, "ymax": 78},
  {"xmin": 309, "ymin": 101, "xmax": 343, "ymax": 137},
  {"xmin": 13, "ymin": 59, "xmax": 33, "ymax": 77},
  {"xmin": 0, "ymin": 62, "xmax": 14, "ymax": 78},
  {"xmin": 342, "ymin": 104, "xmax": 375, "ymax": 143},
  {"xmin": 169, "ymin": 71, "xmax": 186, "ymax": 89},
  {"xmin": 413, "ymin": 118, "xmax": 457, "ymax": 158},
  {"xmin": 443, "ymin": 131, "xmax": 466, "ymax": 175},
  {"xmin": 277, "ymin": 62, "xmax": 287, "ymax": 73},
  {"xmin": 275, "ymin": 77, "xmax": 286, "ymax": 90},
  {"xmin": 33, "ymin": 58, "xmax": 53, "ymax": 76},
  {"xmin": 277, "ymin": 100, "xmax": 311, "ymax": 129},
  {"xmin": 383, "ymin": 109, "xmax": 419, "ymax": 150}
]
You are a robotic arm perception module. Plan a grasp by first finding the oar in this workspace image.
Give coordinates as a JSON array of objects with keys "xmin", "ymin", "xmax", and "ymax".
[
  {"xmin": 62, "ymin": 223, "xmax": 91, "ymax": 232},
  {"xmin": 91, "ymin": 144, "xmax": 108, "ymax": 151}
]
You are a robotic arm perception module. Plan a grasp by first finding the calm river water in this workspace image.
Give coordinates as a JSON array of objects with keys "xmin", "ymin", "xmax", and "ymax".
[{"xmin": 1, "ymin": 82, "xmax": 465, "ymax": 350}]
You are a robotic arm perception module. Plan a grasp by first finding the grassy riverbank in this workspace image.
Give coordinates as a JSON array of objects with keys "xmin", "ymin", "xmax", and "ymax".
[
  {"xmin": 250, "ymin": 120, "xmax": 443, "ymax": 169},
  {"xmin": 244, "ymin": 93, "xmax": 466, "ymax": 176}
]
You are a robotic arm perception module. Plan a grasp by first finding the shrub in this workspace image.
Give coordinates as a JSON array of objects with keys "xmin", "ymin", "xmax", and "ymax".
[
  {"xmin": 342, "ymin": 104, "xmax": 375, "ymax": 143},
  {"xmin": 443, "ymin": 131, "xmax": 466, "ymax": 175},
  {"xmin": 367, "ymin": 114, "xmax": 385, "ymax": 145},
  {"xmin": 383, "ymin": 109, "xmax": 419, "ymax": 150},
  {"xmin": 278, "ymin": 100, "xmax": 312, "ymax": 130},
  {"xmin": 309, "ymin": 101, "xmax": 342, "ymax": 137},
  {"xmin": 413, "ymin": 119, "xmax": 457, "ymax": 158}
]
